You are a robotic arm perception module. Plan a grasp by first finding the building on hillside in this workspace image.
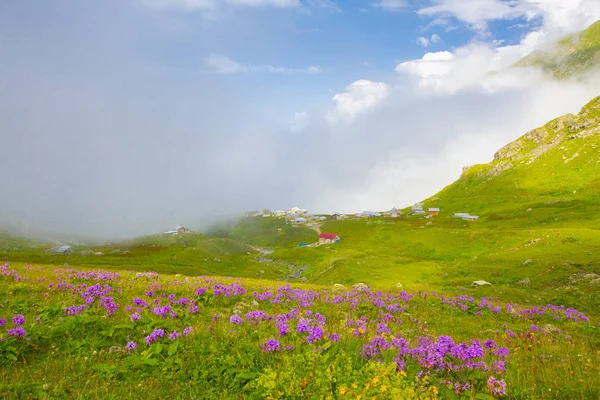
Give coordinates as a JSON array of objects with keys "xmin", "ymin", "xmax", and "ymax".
[
  {"xmin": 46, "ymin": 245, "xmax": 72, "ymax": 255},
  {"xmin": 331, "ymin": 212, "xmax": 347, "ymax": 220},
  {"xmin": 287, "ymin": 207, "xmax": 307, "ymax": 215},
  {"xmin": 428, "ymin": 208, "xmax": 440, "ymax": 216},
  {"xmin": 358, "ymin": 211, "xmax": 381, "ymax": 218},
  {"xmin": 453, "ymin": 213, "xmax": 479, "ymax": 221},
  {"xmin": 411, "ymin": 209, "xmax": 426, "ymax": 215},
  {"xmin": 453, "ymin": 213, "xmax": 470, "ymax": 218},
  {"xmin": 388, "ymin": 207, "xmax": 401, "ymax": 217},
  {"xmin": 294, "ymin": 217, "xmax": 307, "ymax": 223},
  {"xmin": 319, "ymin": 233, "xmax": 341, "ymax": 244},
  {"xmin": 411, "ymin": 204, "xmax": 426, "ymax": 215},
  {"xmin": 164, "ymin": 226, "xmax": 191, "ymax": 235}
]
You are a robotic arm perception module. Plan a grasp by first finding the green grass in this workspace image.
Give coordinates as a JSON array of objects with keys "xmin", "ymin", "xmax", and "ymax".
[
  {"xmin": 1, "ymin": 263, "xmax": 599, "ymax": 399},
  {"xmin": 227, "ymin": 217, "xmax": 318, "ymax": 247}
]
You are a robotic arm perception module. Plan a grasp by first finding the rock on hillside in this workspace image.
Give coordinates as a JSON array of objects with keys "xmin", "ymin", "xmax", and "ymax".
[{"xmin": 458, "ymin": 96, "xmax": 600, "ymax": 181}]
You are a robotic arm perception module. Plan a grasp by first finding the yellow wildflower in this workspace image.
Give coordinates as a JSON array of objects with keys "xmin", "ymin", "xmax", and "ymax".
[
  {"xmin": 351, "ymin": 383, "xmax": 358, "ymax": 389},
  {"xmin": 339, "ymin": 387, "xmax": 349, "ymax": 395},
  {"xmin": 380, "ymin": 385, "xmax": 388, "ymax": 392},
  {"xmin": 432, "ymin": 386, "xmax": 439, "ymax": 396},
  {"xmin": 398, "ymin": 370, "xmax": 407, "ymax": 377},
  {"xmin": 372, "ymin": 376, "xmax": 380, "ymax": 385}
]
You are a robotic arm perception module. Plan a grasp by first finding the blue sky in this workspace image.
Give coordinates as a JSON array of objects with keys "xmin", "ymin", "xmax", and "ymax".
[{"xmin": 1, "ymin": 0, "xmax": 600, "ymax": 238}]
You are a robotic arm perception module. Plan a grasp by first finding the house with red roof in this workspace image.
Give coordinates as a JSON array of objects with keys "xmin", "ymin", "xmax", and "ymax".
[{"xmin": 319, "ymin": 233, "xmax": 341, "ymax": 245}]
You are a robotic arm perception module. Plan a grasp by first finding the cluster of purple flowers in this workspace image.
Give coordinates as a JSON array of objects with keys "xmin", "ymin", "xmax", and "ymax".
[
  {"xmin": 130, "ymin": 312, "xmax": 142, "ymax": 322},
  {"xmin": 152, "ymin": 305, "xmax": 173, "ymax": 318},
  {"xmin": 12, "ymin": 314, "xmax": 25, "ymax": 326},
  {"xmin": 213, "ymin": 283, "xmax": 246, "ymax": 297},
  {"xmin": 8, "ymin": 327, "xmax": 27, "ymax": 338},
  {"xmin": 64, "ymin": 304, "xmax": 87, "ymax": 316},
  {"xmin": 487, "ymin": 376, "xmax": 507, "ymax": 396},
  {"xmin": 262, "ymin": 339, "xmax": 281, "ymax": 352},
  {"xmin": 145, "ymin": 329, "xmax": 165, "ymax": 345},
  {"xmin": 125, "ymin": 341, "xmax": 137, "ymax": 352}
]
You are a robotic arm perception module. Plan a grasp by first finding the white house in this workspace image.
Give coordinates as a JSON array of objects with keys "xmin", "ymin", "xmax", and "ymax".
[{"xmin": 45, "ymin": 245, "xmax": 72, "ymax": 255}]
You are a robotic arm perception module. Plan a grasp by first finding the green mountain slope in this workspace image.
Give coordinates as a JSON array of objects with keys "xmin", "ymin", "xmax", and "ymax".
[
  {"xmin": 516, "ymin": 20, "xmax": 600, "ymax": 78},
  {"xmin": 428, "ymin": 96, "xmax": 600, "ymax": 226}
]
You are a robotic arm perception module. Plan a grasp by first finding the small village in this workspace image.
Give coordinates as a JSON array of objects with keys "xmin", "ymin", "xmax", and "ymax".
[{"xmin": 243, "ymin": 204, "xmax": 481, "ymax": 247}]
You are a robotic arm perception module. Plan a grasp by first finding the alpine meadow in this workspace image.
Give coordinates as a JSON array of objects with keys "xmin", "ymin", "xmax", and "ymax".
[{"xmin": 1, "ymin": 3, "xmax": 600, "ymax": 400}]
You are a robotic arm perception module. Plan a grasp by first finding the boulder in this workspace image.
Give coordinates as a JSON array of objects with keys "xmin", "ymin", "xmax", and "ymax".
[
  {"xmin": 522, "ymin": 259, "xmax": 533, "ymax": 265},
  {"xmin": 471, "ymin": 280, "xmax": 492, "ymax": 287},
  {"xmin": 517, "ymin": 278, "xmax": 531, "ymax": 286},
  {"xmin": 353, "ymin": 283, "xmax": 370, "ymax": 292}
]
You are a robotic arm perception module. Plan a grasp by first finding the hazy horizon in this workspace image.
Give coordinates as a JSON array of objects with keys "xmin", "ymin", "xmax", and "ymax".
[{"xmin": 1, "ymin": 0, "xmax": 600, "ymax": 240}]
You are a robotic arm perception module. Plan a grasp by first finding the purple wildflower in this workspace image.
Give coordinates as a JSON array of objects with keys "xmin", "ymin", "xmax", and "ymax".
[
  {"xmin": 230, "ymin": 315, "xmax": 242, "ymax": 325},
  {"xmin": 130, "ymin": 312, "xmax": 141, "ymax": 322},
  {"xmin": 125, "ymin": 341, "xmax": 137, "ymax": 352},
  {"xmin": 169, "ymin": 331, "xmax": 181, "ymax": 340},
  {"xmin": 487, "ymin": 376, "xmax": 507, "ymax": 396},
  {"xmin": 12, "ymin": 314, "xmax": 25, "ymax": 326},
  {"xmin": 496, "ymin": 347, "xmax": 509, "ymax": 357},
  {"xmin": 7, "ymin": 327, "xmax": 27, "ymax": 338},
  {"xmin": 183, "ymin": 326, "xmax": 193, "ymax": 336},
  {"xmin": 0, "ymin": 318, "xmax": 5, "ymax": 327},
  {"xmin": 262, "ymin": 339, "xmax": 281, "ymax": 352},
  {"xmin": 484, "ymin": 339, "xmax": 497, "ymax": 349}
]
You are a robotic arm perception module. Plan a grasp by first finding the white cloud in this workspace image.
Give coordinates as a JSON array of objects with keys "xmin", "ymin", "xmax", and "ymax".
[
  {"xmin": 417, "ymin": 37, "xmax": 430, "ymax": 47},
  {"xmin": 142, "ymin": 0, "xmax": 301, "ymax": 10},
  {"xmin": 418, "ymin": 0, "xmax": 600, "ymax": 35},
  {"xmin": 328, "ymin": 80, "xmax": 389, "ymax": 122},
  {"xmin": 205, "ymin": 54, "xmax": 324, "ymax": 74},
  {"xmin": 397, "ymin": 1, "xmax": 600, "ymax": 94},
  {"xmin": 417, "ymin": 34, "xmax": 442, "ymax": 47},
  {"xmin": 418, "ymin": 0, "xmax": 525, "ymax": 30},
  {"xmin": 373, "ymin": 0, "xmax": 407, "ymax": 11},
  {"xmin": 290, "ymin": 111, "xmax": 309, "ymax": 132},
  {"xmin": 396, "ymin": 51, "xmax": 454, "ymax": 83},
  {"xmin": 307, "ymin": 0, "xmax": 341, "ymax": 11}
]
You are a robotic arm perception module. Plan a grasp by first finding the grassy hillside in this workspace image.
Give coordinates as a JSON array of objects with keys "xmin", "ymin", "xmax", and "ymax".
[
  {"xmin": 0, "ymin": 232, "xmax": 296, "ymax": 280},
  {"xmin": 253, "ymin": 97, "xmax": 600, "ymax": 315},
  {"xmin": 227, "ymin": 217, "xmax": 318, "ymax": 248},
  {"xmin": 429, "ymin": 96, "xmax": 600, "ymax": 223},
  {"xmin": 0, "ymin": 232, "xmax": 42, "ymax": 253},
  {"xmin": 516, "ymin": 20, "xmax": 600, "ymax": 78}
]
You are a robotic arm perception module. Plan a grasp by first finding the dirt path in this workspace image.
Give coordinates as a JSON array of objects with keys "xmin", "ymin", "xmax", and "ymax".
[{"xmin": 308, "ymin": 224, "xmax": 322, "ymax": 235}]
